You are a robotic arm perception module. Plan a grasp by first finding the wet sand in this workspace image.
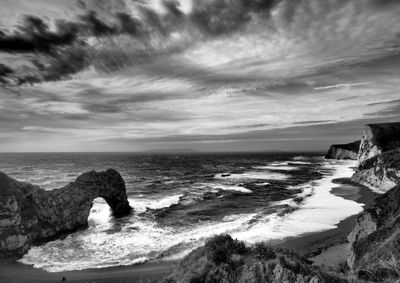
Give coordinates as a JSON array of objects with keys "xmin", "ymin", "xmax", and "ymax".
[
  {"xmin": 0, "ymin": 260, "xmax": 176, "ymax": 283},
  {"xmin": 0, "ymin": 178, "xmax": 376, "ymax": 282},
  {"xmin": 274, "ymin": 178, "xmax": 376, "ymax": 264}
]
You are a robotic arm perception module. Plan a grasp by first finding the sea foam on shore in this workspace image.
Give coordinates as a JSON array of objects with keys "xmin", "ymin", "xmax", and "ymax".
[{"xmin": 18, "ymin": 158, "xmax": 363, "ymax": 272}]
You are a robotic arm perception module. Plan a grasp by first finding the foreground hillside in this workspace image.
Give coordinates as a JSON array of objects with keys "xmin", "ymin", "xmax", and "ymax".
[{"xmin": 164, "ymin": 235, "xmax": 344, "ymax": 283}]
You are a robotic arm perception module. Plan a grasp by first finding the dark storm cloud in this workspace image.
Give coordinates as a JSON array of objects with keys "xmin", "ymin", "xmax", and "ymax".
[
  {"xmin": 0, "ymin": 0, "xmax": 285, "ymax": 86},
  {"xmin": 0, "ymin": 64, "xmax": 14, "ymax": 84},
  {"xmin": 0, "ymin": 16, "xmax": 81, "ymax": 54},
  {"xmin": 190, "ymin": 0, "xmax": 280, "ymax": 35}
]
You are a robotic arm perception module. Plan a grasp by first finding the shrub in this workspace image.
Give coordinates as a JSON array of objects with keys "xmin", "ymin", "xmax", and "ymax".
[
  {"xmin": 254, "ymin": 243, "xmax": 276, "ymax": 260},
  {"xmin": 205, "ymin": 234, "xmax": 249, "ymax": 264}
]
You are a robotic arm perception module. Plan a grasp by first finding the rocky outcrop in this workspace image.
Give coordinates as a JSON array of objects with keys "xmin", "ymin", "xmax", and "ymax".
[
  {"xmin": 348, "ymin": 184, "xmax": 400, "ymax": 280},
  {"xmin": 0, "ymin": 169, "xmax": 131, "ymax": 262},
  {"xmin": 352, "ymin": 148, "xmax": 400, "ymax": 193},
  {"xmin": 357, "ymin": 122, "xmax": 400, "ymax": 165},
  {"xmin": 351, "ymin": 123, "xmax": 400, "ymax": 193},
  {"xmin": 165, "ymin": 235, "xmax": 339, "ymax": 283},
  {"xmin": 325, "ymin": 140, "xmax": 360, "ymax": 160}
]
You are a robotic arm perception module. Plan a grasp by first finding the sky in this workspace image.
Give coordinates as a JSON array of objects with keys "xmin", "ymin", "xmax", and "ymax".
[{"xmin": 0, "ymin": 0, "xmax": 400, "ymax": 152}]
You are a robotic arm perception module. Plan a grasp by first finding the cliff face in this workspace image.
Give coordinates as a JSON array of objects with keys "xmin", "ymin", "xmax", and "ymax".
[
  {"xmin": 0, "ymin": 169, "xmax": 131, "ymax": 262},
  {"xmin": 325, "ymin": 140, "xmax": 360, "ymax": 160},
  {"xmin": 347, "ymin": 184, "xmax": 400, "ymax": 279},
  {"xmin": 351, "ymin": 123, "xmax": 400, "ymax": 193},
  {"xmin": 358, "ymin": 123, "xmax": 400, "ymax": 165},
  {"xmin": 165, "ymin": 235, "xmax": 338, "ymax": 283}
]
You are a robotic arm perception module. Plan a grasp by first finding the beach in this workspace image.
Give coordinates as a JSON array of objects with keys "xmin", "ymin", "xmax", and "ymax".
[{"xmin": 0, "ymin": 175, "xmax": 376, "ymax": 283}]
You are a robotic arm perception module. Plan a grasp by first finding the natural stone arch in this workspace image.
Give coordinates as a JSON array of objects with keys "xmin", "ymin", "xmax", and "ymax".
[{"xmin": 0, "ymin": 169, "xmax": 132, "ymax": 262}]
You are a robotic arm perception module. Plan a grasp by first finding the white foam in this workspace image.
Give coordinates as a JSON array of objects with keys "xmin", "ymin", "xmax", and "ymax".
[
  {"xmin": 88, "ymin": 198, "xmax": 112, "ymax": 227},
  {"xmin": 19, "ymin": 212, "xmax": 258, "ymax": 272},
  {"xmin": 231, "ymin": 160, "xmax": 364, "ymax": 243},
  {"xmin": 129, "ymin": 194, "xmax": 184, "ymax": 213},
  {"xmin": 215, "ymin": 171, "xmax": 288, "ymax": 181},
  {"xmin": 289, "ymin": 161, "xmax": 312, "ymax": 165},
  {"xmin": 254, "ymin": 165, "xmax": 298, "ymax": 171},
  {"xmin": 255, "ymin": 182, "xmax": 271, "ymax": 186},
  {"xmin": 209, "ymin": 183, "xmax": 252, "ymax": 193}
]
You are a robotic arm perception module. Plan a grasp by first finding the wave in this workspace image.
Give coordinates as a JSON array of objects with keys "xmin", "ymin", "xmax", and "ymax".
[
  {"xmin": 231, "ymin": 160, "xmax": 363, "ymax": 243},
  {"xmin": 208, "ymin": 183, "xmax": 252, "ymax": 193},
  {"xmin": 288, "ymin": 161, "xmax": 312, "ymax": 165},
  {"xmin": 254, "ymin": 165, "xmax": 298, "ymax": 171},
  {"xmin": 18, "ymin": 159, "xmax": 363, "ymax": 272},
  {"xmin": 214, "ymin": 171, "xmax": 289, "ymax": 181},
  {"xmin": 129, "ymin": 194, "xmax": 184, "ymax": 213}
]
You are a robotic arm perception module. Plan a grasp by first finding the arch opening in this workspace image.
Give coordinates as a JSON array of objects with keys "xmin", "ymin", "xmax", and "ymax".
[{"xmin": 88, "ymin": 197, "xmax": 113, "ymax": 227}]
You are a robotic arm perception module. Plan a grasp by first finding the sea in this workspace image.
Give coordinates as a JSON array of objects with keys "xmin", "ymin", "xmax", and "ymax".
[{"xmin": 0, "ymin": 152, "xmax": 364, "ymax": 272}]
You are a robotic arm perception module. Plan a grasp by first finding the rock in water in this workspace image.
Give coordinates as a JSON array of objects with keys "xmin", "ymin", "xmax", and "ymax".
[
  {"xmin": 352, "ymin": 123, "xmax": 400, "ymax": 193},
  {"xmin": 325, "ymin": 140, "xmax": 360, "ymax": 160},
  {"xmin": 348, "ymin": 184, "xmax": 400, "ymax": 280},
  {"xmin": 0, "ymin": 169, "xmax": 131, "ymax": 262}
]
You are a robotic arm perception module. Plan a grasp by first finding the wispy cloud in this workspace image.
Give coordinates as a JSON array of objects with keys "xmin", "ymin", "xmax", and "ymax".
[{"xmin": 313, "ymin": 83, "xmax": 370, "ymax": 90}]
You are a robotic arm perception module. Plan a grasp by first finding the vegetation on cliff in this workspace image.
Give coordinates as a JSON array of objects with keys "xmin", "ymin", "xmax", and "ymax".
[{"xmin": 164, "ymin": 235, "xmax": 345, "ymax": 283}]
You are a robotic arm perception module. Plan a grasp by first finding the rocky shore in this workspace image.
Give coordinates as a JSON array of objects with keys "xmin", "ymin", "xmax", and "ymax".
[{"xmin": 0, "ymin": 169, "xmax": 131, "ymax": 263}]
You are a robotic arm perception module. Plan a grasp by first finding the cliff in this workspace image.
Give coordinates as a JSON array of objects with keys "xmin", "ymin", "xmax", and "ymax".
[
  {"xmin": 164, "ymin": 235, "xmax": 340, "ymax": 283},
  {"xmin": 0, "ymin": 169, "xmax": 131, "ymax": 262},
  {"xmin": 357, "ymin": 122, "xmax": 400, "ymax": 165},
  {"xmin": 352, "ymin": 123, "xmax": 400, "ymax": 192},
  {"xmin": 347, "ymin": 184, "xmax": 400, "ymax": 280},
  {"xmin": 325, "ymin": 140, "xmax": 360, "ymax": 160}
]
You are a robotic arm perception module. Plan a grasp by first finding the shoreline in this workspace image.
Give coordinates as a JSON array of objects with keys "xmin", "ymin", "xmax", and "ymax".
[
  {"xmin": 273, "ymin": 178, "xmax": 376, "ymax": 264},
  {"xmin": 0, "ymin": 177, "xmax": 376, "ymax": 283}
]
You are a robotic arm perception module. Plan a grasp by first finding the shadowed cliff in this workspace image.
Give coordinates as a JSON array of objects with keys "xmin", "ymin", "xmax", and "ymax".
[
  {"xmin": 352, "ymin": 122, "xmax": 400, "ymax": 192},
  {"xmin": 325, "ymin": 140, "xmax": 360, "ymax": 160},
  {"xmin": 0, "ymin": 169, "xmax": 131, "ymax": 262}
]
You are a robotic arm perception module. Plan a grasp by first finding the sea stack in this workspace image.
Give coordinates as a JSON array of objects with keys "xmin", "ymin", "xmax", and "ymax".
[
  {"xmin": 0, "ymin": 169, "xmax": 131, "ymax": 262},
  {"xmin": 325, "ymin": 140, "xmax": 360, "ymax": 160},
  {"xmin": 351, "ymin": 122, "xmax": 400, "ymax": 192}
]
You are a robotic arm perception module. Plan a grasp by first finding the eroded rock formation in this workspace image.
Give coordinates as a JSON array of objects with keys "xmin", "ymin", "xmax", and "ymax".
[
  {"xmin": 325, "ymin": 140, "xmax": 360, "ymax": 160},
  {"xmin": 351, "ymin": 123, "xmax": 400, "ymax": 192},
  {"xmin": 348, "ymin": 184, "xmax": 400, "ymax": 279},
  {"xmin": 0, "ymin": 169, "xmax": 131, "ymax": 262}
]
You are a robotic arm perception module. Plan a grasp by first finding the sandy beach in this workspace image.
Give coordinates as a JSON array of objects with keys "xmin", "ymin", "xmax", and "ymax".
[{"xmin": 0, "ymin": 177, "xmax": 376, "ymax": 283}]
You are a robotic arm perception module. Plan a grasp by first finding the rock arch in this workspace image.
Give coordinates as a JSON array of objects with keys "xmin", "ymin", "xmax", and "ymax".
[{"xmin": 0, "ymin": 169, "xmax": 132, "ymax": 262}]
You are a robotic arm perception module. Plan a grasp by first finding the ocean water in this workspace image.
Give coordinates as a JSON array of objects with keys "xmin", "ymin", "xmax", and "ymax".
[{"xmin": 0, "ymin": 152, "xmax": 363, "ymax": 272}]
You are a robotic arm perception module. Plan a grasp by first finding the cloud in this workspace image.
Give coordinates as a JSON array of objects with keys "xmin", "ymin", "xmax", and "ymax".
[
  {"xmin": 0, "ymin": 0, "xmax": 286, "ymax": 86},
  {"xmin": 313, "ymin": 83, "xmax": 370, "ymax": 90},
  {"xmin": 0, "ymin": 0, "xmax": 400, "ymax": 152}
]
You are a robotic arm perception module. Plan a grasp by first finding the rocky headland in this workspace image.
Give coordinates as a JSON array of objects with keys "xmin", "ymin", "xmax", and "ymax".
[
  {"xmin": 325, "ymin": 140, "xmax": 360, "ymax": 160},
  {"xmin": 0, "ymin": 169, "xmax": 131, "ymax": 263},
  {"xmin": 351, "ymin": 123, "xmax": 400, "ymax": 192}
]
